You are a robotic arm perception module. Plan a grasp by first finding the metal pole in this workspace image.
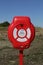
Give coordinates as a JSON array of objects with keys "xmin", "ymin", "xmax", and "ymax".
[{"xmin": 19, "ymin": 50, "xmax": 24, "ymax": 65}]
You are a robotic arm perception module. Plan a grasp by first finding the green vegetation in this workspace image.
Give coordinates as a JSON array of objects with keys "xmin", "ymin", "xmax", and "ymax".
[{"xmin": 0, "ymin": 21, "xmax": 10, "ymax": 27}]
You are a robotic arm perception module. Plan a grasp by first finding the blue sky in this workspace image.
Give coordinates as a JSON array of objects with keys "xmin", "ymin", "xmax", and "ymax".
[{"xmin": 0, "ymin": 0, "xmax": 43, "ymax": 27}]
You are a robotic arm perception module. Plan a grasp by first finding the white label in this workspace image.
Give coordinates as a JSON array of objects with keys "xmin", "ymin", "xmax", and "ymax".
[
  {"xmin": 13, "ymin": 28, "xmax": 17, "ymax": 39},
  {"xmin": 26, "ymin": 28, "xmax": 31, "ymax": 39},
  {"xmin": 17, "ymin": 38, "xmax": 27, "ymax": 42}
]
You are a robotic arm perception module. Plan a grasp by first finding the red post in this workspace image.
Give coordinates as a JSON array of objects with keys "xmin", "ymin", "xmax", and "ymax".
[{"xmin": 19, "ymin": 50, "xmax": 24, "ymax": 65}]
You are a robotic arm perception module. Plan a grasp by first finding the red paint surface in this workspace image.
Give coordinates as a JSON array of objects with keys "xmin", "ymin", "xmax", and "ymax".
[
  {"xmin": 19, "ymin": 50, "xmax": 23, "ymax": 65},
  {"xmin": 8, "ymin": 16, "xmax": 35, "ymax": 50},
  {"xmin": 8, "ymin": 16, "xmax": 35, "ymax": 65}
]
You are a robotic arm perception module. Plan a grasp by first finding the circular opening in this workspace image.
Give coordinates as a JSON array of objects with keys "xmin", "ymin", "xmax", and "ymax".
[{"xmin": 18, "ymin": 29, "xmax": 26, "ymax": 37}]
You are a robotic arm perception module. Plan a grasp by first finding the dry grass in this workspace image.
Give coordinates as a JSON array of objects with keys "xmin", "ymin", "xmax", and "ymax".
[{"xmin": 0, "ymin": 27, "xmax": 43, "ymax": 65}]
